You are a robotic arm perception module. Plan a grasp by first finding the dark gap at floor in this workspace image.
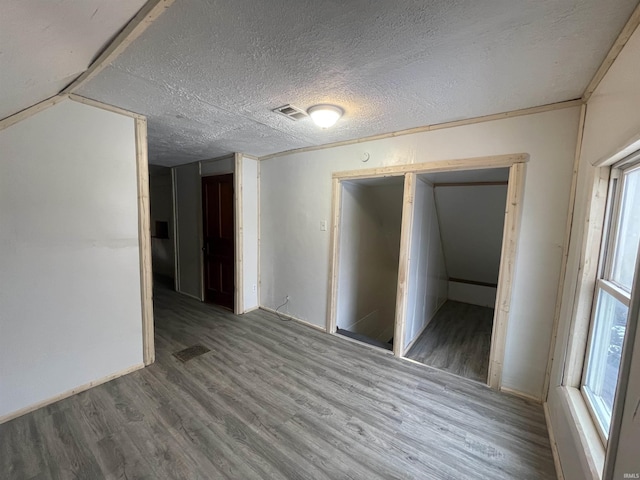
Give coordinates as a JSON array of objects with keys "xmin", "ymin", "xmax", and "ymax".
[
  {"xmin": 405, "ymin": 300, "xmax": 494, "ymax": 383},
  {"xmin": 336, "ymin": 327, "xmax": 393, "ymax": 351}
]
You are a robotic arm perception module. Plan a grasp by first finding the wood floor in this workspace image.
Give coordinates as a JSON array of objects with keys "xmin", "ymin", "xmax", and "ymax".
[
  {"xmin": 406, "ymin": 300, "xmax": 493, "ymax": 383},
  {"xmin": 0, "ymin": 286, "xmax": 556, "ymax": 479}
]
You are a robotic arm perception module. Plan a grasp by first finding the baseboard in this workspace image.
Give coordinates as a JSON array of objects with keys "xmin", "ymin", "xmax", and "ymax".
[
  {"xmin": 544, "ymin": 402, "xmax": 565, "ymax": 480},
  {"xmin": 500, "ymin": 386, "xmax": 542, "ymax": 404},
  {"xmin": 259, "ymin": 306, "xmax": 326, "ymax": 332},
  {"xmin": 242, "ymin": 305, "xmax": 260, "ymax": 314},
  {"xmin": 0, "ymin": 363, "xmax": 144, "ymax": 425}
]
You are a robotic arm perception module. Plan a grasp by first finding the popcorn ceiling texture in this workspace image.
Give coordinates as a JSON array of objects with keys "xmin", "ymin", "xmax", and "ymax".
[
  {"xmin": 71, "ymin": 0, "xmax": 639, "ymax": 166},
  {"xmin": 0, "ymin": 0, "xmax": 146, "ymax": 120}
]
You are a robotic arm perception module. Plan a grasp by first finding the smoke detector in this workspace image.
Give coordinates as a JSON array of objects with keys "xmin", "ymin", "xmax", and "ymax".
[{"xmin": 272, "ymin": 104, "xmax": 308, "ymax": 121}]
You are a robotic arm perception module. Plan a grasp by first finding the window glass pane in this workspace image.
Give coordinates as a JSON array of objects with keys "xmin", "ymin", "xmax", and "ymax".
[
  {"xmin": 584, "ymin": 289, "xmax": 629, "ymax": 435},
  {"xmin": 611, "ymin": 167, "xmax": 640, "ymax": 291}
]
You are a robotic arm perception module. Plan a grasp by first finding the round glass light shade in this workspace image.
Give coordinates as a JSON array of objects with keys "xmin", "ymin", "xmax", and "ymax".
[{"xmin": 308, "ymin": 104, "xmax": 343, "ymax": 128}]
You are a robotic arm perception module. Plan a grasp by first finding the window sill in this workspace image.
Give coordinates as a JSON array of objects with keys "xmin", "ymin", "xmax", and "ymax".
[{"xmin": 560, "ymin": 386, "xmax": 606, "ymax": 480}]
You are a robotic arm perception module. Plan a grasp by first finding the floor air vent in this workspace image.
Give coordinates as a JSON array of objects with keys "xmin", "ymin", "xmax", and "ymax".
[
  {"xmin": 173, "ymin": 344, "xmax": 211, "ymax": 363},
  {"xmin": 272, "ymin": 104, "xmax": 308, "ymax": 120}
]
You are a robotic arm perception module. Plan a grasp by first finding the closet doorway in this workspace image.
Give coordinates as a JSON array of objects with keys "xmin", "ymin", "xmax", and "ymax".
[
  {"xmin": 334, "ymin": 176, "xmax": 405, "ymax": 351},
  {"xmin": 327, "ymin": 154, "xmax": 527, "ymax": 390},
  {"xmin": 402, "ymin": 168, "xmax": 508, "ymax": 383}
]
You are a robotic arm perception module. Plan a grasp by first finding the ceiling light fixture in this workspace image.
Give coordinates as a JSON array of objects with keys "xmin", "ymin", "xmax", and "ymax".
[{"xmin": 307, "ymin": 104, "xmax": 343, "ymax": 128}]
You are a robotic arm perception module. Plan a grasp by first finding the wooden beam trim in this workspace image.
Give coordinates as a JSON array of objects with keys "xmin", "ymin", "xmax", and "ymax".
[
  {"xmin": 393, "ymin": 173, "xmax": 416, "ymax": 357},
  {"xmin": 259, "ymin": 100, "xmax": 582, "ymax": 161},
  {"xmin": 63, "ymin": 0, "xmax": 176, "ymax": 94},
  {"xmin": 543, "ymin": 104, "xmax": 586, "ymax": 400},
  {"xmin": 582, "ymin": 4, "xmax": 640, "ymax": 102},
  {"xmin": 67, "ymin": 94, "xmax": 144, "ymax": 119},
  {"xmin": 135, "ymin": 118, "xmax": 155, "ymax": 366},
  {"xmin": 333, "ymin": 153, "xmax": 529, "ymax": 181},
  {"xmin": 0, "ymin": 95, "xmax": 66, "ymax": 132}
]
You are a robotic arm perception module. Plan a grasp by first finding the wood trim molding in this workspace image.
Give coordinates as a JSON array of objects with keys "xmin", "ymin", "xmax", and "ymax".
[
  {"xmin": 393, "ymin": 173, "xmax": 416, "ymax": 357},
  {"xmin": 333, "ymin": 153, "xmax": 529, "ymax": 181},
  {"xmin": 67, "ymin": 94, "xmax": 144, "ymax": 119},
  {"xmin": 0, "ymin": 95, "xmax": 66, "ymax": 132},
  {"xmin": 488, "ymin": 162, "xmax": 526, "ymax": 389},
  {"xmin": 543, "ymin": 104, "xmax": 587, "ymax": 400},
  {"xmin": 135, "ymin": 118, "xmax": 155, "ymax": 366},
  {"xmin": 234, "ymin": 153, "xmax": 244, "ymax": 315},
  {"xmin": 259, "ymin": 100, "xmax": 582, "ymax": 161},
  {"xmin": 326, "ymin": 178, "xmax": 343, "ymax": 333},
  {"xmin": 257, "ymin": 160, "xmax": 262, "ymax": 305},
  {"xmin": 63, "ymin": 0, "xmax": 175, "ymax": 94},
  {"xmin": 562, "ymin": 167, "xmax": 610, "ymax": 387},
  {"xmin": 0, "ymin": 363, "xmax": 144, "ymax": 425},
  {"xmin": 582, "ymin": 3, "xmax": 640, "ymax": 102}
]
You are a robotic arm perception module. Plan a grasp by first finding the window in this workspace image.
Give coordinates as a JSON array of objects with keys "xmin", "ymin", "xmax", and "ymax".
[{"xmin": 582, "ymin": 157, "xmax": 640, "ymax": 442}]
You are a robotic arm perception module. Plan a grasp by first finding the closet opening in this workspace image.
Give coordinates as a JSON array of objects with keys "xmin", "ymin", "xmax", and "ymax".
[
  {"xmin": 334, "ymin": 176, "xmax": 405, "ymax": 351},
  {"xmin": 402, "ymin": 168, "xmax": 509, "ymax": 384},
  {"xmin": 327, "ymin": 154, "xmax": 526, "ymax": 390}
]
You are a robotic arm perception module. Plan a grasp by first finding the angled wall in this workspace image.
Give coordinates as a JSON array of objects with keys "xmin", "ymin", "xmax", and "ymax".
[
  {"xmin": 0, "ymin": 99, "xmax": 143, "ymax": 420},
  {"xmin": 548, "ymin": 24, "xmax": 640, "ymax": 480}
]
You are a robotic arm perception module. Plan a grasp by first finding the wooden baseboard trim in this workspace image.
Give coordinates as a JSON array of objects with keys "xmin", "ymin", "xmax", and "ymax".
[
  {"xmin": 500, "ymin": 386, "xmax": 542, "ymax": 404},
  {"xmin": 544, "ymin": 402, "xmax": 566, "ymax": 480},
  {"xmin": 0, "ymin": 363, "xmax": 144, "ymax": 425},
  {"xmin": 259, "ymin": 307, "xmax": 326, "ymax": 332}
]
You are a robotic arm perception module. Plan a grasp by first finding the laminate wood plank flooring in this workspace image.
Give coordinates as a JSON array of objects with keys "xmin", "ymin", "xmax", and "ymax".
[
  {"xmin": 406, "ymin": 300, "xmax": 493, "ymax": 383},
  {"xmin": 0, "ymin": 286, "xmax": 556, "ymax": 479}
]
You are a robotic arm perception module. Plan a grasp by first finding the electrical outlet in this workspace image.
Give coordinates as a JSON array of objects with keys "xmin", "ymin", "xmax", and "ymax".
[
  {"xmin": 285, "ymin": 295, "xmax": 290, "ymax": 302},
  {"xmin": 320, "ymin": 220, "xmax": 327, "ymax": 231},
  {"xmin": 252, "ymin": 284, "xmax": 257, "ymax": 292}
]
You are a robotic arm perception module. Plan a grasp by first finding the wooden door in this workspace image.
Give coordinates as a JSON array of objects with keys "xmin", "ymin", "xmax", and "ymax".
[{"xmin": 202, "ymin": 174, "xmax": 234, "ymax": 310}]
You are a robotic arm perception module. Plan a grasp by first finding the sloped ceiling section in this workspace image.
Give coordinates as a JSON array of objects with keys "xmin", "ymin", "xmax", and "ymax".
[
  {"xmin": 422, "ymin": 168, "xmax": 509, "ymax": 285},
  {"xmin": 0, "ymin": 0, "xmax": 147, "ymax": 120},
  {"xmin": 75, "ymin": 1, "xmax": 637, "ymax": 165}
]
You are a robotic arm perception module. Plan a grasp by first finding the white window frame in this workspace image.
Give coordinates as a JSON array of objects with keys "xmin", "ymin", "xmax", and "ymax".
[{"xmin": 581, "ymin": 155, "xmax": 640, "ymax": 444}]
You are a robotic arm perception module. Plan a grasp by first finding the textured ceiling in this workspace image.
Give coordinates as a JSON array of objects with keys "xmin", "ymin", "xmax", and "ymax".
[
  {"xmin": 13, "ymin": 1, "xmax": 640, "ymax": 166},
  {"xmin": 0, "ymin": 0, "xmax": 146, "ymax": 120}
]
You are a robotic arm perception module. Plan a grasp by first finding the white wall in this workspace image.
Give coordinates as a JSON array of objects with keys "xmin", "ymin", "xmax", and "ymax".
[
  {"xmin": 201, "ymin": 155, "xmax": 234, "ymax": 176},
  {"xmin": 435, "ymin": 185, "xmax": 507, "ymax": 284},
  {"xmin": 548, "ymin": 26, "xmax": 640, "ymax": 480},
  {"xmin": 0, "ymin": 99, "xmax": 143, "ymax": 420},
  {"xmin": 448, "ymin": 281, "xmax": 497, "ymax": 308},
  {"xmin": 173, "ymin": 162, "xmax": 202, "ymax": 299},
  {"xmin": 149, "ymin": 166, "xmax": 175, "ymax": 279},
  {"xmin": 242, "ymin": 155, "xmax": 259, "ymax": 311},
  {"xmin": 336, "ymin": 183, "xmax": 403, "ymax": 342},
  {"xmin": 404, "ymin": 179, "xmax": 448, "ymax": 349},
  {"xmin": 260, "ymin": 106, "xmax": 580, "ymax": 398}
]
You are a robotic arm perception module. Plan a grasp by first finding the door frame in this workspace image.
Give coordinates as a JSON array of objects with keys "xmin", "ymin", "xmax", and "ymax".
[
  {"xmin": 198, "ymin": 153, "xmax": 244, "ymax": 315},
  {"xmin": 326, "ymin": 153, "xmax": 528, "ymax": 390}
]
